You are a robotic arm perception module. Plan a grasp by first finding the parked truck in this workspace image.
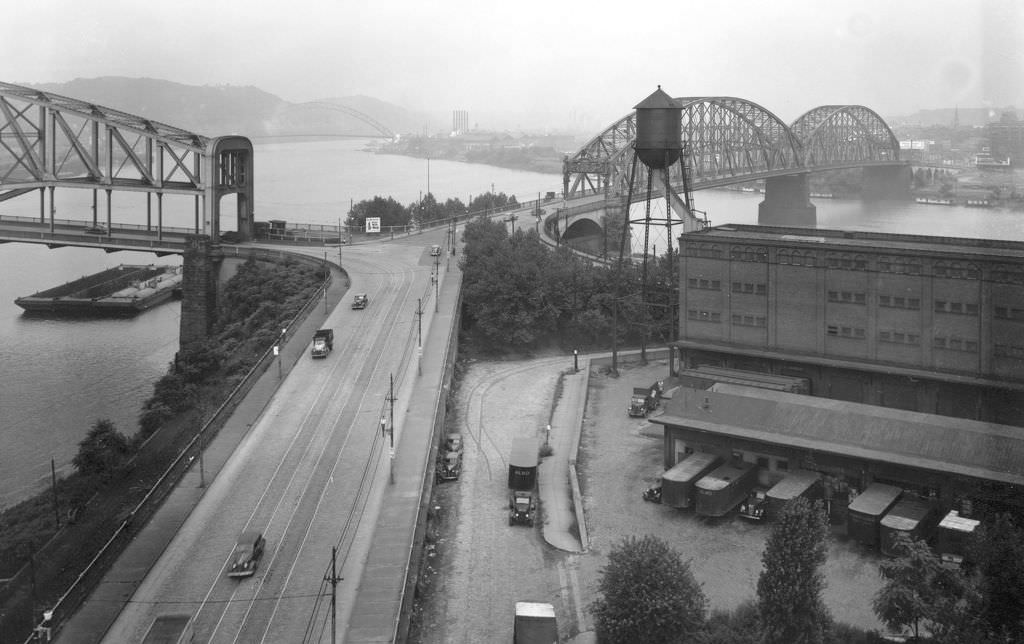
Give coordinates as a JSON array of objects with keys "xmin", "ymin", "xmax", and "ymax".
[
  {"xmin": 879, "ymin": 496, "xmax": 939, "ymax": 557},
  {"xmin": 935, "ymin": 510, "xmax": 980, "ymax": 569},
  {"xmin": 847, "ymin": 483, "xmax": 902, "ymax": 549},
  {"xmin": 311, "ymin": 328, "xmax": 333, "ymax": 358},
  {"xmin": 661, "ymin": 452, "xmax": 721, "ymax": 509},
  {"xmin": 142, "ymin": 614, "xmax": 195, "ymax": 643},
  {"xmin": 695, "ymin": 460, "xmax": 759, "ymax": 517},
  {"xmin": 508, "ymin": 438, "xmax": 539, "ymax": 526},
  {"xmin": 514, "ymin": 601, "xmax": 558, "ymax": 643},
  {"xmin": 627, "ymin": 380, "xmax": 663, "ymax": 417}
]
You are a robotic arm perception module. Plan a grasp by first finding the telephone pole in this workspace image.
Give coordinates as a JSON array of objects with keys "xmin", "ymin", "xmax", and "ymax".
[{"xmin": 324, "ymin": 546, "xmax": 343, "ymax": 644}]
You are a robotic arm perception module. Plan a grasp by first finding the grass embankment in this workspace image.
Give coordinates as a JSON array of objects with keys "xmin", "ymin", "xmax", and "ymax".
[{"xmin": 0, "ymin": 255, "xmax": 325, "ymax": 641}]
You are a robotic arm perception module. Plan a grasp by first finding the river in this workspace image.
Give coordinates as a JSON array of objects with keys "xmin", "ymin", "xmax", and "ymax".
[{"xmin": 1, "ymin": 138, "xmax": 1022, "ymax": 508}]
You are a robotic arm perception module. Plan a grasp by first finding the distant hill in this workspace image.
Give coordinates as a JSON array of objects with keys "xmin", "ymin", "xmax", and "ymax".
[{"xmin": 24, "ymin": 77, "xmax": 433, "ymax": 139}]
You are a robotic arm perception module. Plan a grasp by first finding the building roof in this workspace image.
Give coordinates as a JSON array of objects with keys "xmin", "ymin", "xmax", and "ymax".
[
  {"xmin": 684, "ymin": 223, "xmax": 1024, "ymax": 261},
  {"xmin": 652, "ymin": 383, "xmax": 1024, "ymax": 486}
]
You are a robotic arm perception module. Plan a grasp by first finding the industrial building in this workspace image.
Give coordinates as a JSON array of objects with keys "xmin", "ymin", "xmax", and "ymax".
[
  {"xmin": 674, "ymin": 224, "xmax": 1024, "ymax": 425},
  {"xmin": 651, "ymin": 383, "xmax": 1024, "ymax": 520}
]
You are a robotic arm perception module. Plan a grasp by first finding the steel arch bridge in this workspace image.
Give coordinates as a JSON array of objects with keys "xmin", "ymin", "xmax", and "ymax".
[
  {"xmin": 276, "ymin": 101, "xmax": 396, "ymax": 139},
  {"xmin": 564, "ymin": 97, "xmax": 900, "ymax": 199},
  {"xmin": 0, "ymin": 80, "xmax": 252, "ymax": 241}
]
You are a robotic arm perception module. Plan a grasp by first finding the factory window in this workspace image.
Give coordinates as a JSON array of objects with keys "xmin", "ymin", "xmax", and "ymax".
[
  {"xmin": 775, "ymin": 458, "xmax": 789, "ymax": 472},
  {"xmin": 935, "ymin": 262, "xmax": 979, "ymax": 280},
  {"xmin": 882, "ymin": 296, "xmax": 922, "ymax": 310},
  {"xmin": 995, "ymin": 306, "xmax": 1024, "ymax": 321},
  {"xmin": 880, "ymin": 329, "xmax": 920, "ymax": 345},
  {"xmin": 688, "ymin": 309, "xmax": 721, "ymax": 323},
  {"xmin": 688, "ymin": 278, "xmax": 721, "ymax": 290},
  {"xmin": 732, "ymin": 281, "xmax": 765, "ymax": 295},
  {"xmin": 756, "ymin": 456, "xmax": 770, "ymax": 469},
  {"xmin": 992, "ymin": 267, "xmax": 1024, "ymax": 284},
  {"xmin": 829, "ymin": 290, "xmax": 866, "ymax": 304},
  {"xmin": 936, "ymin": 300, "xmax": 979, "ymax": 316},
  {"xmin": 778, "ymin": 250, "xmax": 790, "ymax": 265},
  {"xmin": 936, "ymin": 336, "xmax": 979, "ymax": 352},
  {"xmin": 731, "ymin": 315, "xmax": 766, "ymax": 328}
]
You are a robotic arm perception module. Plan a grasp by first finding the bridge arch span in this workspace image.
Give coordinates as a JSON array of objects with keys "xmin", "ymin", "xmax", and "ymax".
[
  {"xmin": 277, "ymin": 101, "xmax": 395, "ymax": 139},
  {"xmin": 790, "ymin": 105, "xmax": 899, "ymax": 168}
]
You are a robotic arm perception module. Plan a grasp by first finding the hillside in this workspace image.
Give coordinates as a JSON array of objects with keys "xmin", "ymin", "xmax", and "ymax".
[{"xmin": 26, "ymin": 76, "xmax": 433, "ymax": 139}]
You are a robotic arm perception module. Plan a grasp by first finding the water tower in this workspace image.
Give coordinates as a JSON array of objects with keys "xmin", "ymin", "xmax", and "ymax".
[{"xmin": 616, "ymin": 86, "xmax": 704, "ymax": 365}]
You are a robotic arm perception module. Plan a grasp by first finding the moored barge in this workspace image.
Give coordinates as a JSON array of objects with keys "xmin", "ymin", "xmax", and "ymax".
[{"xmin": 15, "ymin": 264, "xmax": 183, "ymax": 316}]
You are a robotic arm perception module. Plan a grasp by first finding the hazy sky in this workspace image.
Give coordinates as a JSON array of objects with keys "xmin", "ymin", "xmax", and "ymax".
[{"xmin": 7, "ymin": 0, "xmax": 1023, "ymax": 130}]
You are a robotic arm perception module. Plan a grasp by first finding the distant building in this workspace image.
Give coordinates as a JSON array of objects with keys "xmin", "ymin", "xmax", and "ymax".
[
  {"xmin": 987, "ymin": 111, "xmax": 1024, "ymax": 166},
  {"xmin": 452, "ymin": 110, "xmax": 469, "ymax": 135},
  {"xmin": 675, "ymin": 224, "xmax": 1024, "ymax": 425}
]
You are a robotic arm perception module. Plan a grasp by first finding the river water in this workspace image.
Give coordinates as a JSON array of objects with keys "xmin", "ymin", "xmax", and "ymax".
[{"xmin": 1, "ymin": 138, "xmax": 1022, "ymax": 508}]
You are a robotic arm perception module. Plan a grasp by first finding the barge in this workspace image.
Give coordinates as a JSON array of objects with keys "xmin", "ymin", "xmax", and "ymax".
[{"xmin": 15, "ymin": 264, "xmax": 183, "ymax": 316}]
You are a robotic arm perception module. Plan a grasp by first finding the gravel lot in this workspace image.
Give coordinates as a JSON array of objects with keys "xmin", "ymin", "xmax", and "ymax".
[{"xmin": 410, "ymin": 355, "xmax": 884, "ymax": 643}]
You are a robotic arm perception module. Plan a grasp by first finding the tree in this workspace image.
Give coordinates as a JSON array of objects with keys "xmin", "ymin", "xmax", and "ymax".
[
  {"xmin": 346, "ymin": 195, "xmax": 409, "ymax": 229},
  {"xmin": 590, "ymin": 534, "xmax": 707, "ymax": 644},
  {"xmin": 873, "ymin": 533, "xmax": 980, "ymax": 641},
  {"xmin": 73, "ymin": 419, "xmax": 131, "ymax": 479},
  {"xmin": 757, "ymin": 497, "xmax": 831, "ymax": 644},
  {"xmin": 971, "ymin": 513, "xmax": 1024, "ymax": 641}
]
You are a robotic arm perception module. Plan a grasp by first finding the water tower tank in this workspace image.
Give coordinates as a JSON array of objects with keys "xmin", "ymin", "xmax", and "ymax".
[{"xmin": 634, "ymin": 86, "xmax": 682, "ymax": 169}]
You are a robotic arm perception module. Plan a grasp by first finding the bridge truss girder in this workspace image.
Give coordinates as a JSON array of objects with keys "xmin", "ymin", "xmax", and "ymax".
[
  {"xmin": 565, "ymin": 97, "xmax": 901, "ymax": 201},
  {"xmin": 0, "ymin": 81, "xmax": 252, "ymax": 238}
]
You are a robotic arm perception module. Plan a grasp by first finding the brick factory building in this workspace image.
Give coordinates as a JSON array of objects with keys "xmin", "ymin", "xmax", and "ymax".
[{"xmin": 674, "ymin": 224, "xmax": 1024, "ymax": 426}]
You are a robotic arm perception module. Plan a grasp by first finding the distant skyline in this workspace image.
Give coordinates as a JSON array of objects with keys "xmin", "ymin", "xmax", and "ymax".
[{"xmin": 8, "ymin": 0, "xmax": 1023, "ymax": 131}]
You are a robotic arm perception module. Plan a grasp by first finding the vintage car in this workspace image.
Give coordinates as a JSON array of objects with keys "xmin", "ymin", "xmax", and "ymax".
[
  {"xmin": 228, "ymin": 531, "xmax": 266, "ymax": 578},
  {"xmin": 430, "ymin": 244, "xmax": 442, "ymax": 256},
  {"xmin": 352, "ymin": 293, "xmax": 369, "ymax": 309},
  {"xmin": 436, "ymin": 450, "xmax": 463, "ymax": 482},
  {"xmin": 443, "ymin": 433, "xmax": 463, "ymax": 454},
  {"xmin": 642, "ymin": 485, "xmax": 662, "ymax": 503},
  {"xmin": 83, "ymin": 224, "xmax": 107, "ymax": 235},
  {"xmin": 739, "ymin": 490, "xmax": 768, "ymax": 521}
]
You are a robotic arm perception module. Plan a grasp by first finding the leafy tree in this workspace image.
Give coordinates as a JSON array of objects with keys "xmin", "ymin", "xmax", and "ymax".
[
  {"xmin": 346, "ymin": 195, "xmax": 409, "ymax": 229},
  {"xmin": 695, "ymin": 600, "xmax": 760, "ymax": 644},
  {"xmin": 590, "ymin": 534, "xmax": 707, "ymax": 644},
  {"xmin": 73, "ymin": 419, "xmax": 131, "ymax": 479},
  {"xmin": 873, "ymin": 533, "xmax": 980, "ymax": 641},
  {"xmin": 757, "ymin": 497, "xmax": 832, "ymax": 644},
  {"xmin": 970, "ymin": 513, "xmax": 1024, "ymax": 641}
]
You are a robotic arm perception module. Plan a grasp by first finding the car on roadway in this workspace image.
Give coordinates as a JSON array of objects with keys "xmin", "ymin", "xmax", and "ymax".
[
  {"xmin": 430, "ymin": 244, "xmax": 442, "ymax": 257},
  {"xmin": 84, "ymin": 224, "xmax": 107, "ymax": 235},
  {"xmin": 352, "ymin": 293, "xmax": 369, "ymax": 309},
  {"xmin": 227, "ymin": 531, "xmax": 266, "ymax": 578}
]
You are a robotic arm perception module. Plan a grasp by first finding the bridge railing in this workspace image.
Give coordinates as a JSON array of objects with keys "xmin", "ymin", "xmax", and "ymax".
[{"xmin": 0, "ymin": 214, "xmax": 194, "ymax": 235}]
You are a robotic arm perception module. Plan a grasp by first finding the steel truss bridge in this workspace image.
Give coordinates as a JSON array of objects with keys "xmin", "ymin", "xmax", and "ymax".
[
  {"xmin": 565, "ymin": 97, "xmax": 901, "ymax": 199},
  {"xmin": 0, "ymin": 81, "xmax": 253, "ymax": 248}
]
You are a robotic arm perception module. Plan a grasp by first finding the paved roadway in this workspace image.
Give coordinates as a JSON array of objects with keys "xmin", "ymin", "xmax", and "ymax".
[{"xmin": 86, "ymin": 235, "xmax": 449, "ymax": 643}]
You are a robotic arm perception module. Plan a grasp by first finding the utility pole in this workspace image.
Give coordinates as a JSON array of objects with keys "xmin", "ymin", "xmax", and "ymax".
[
  {"xmin": 416, "ymin": 298, "xmax": 423, "ymax": 375},
  {"xmin": 50, "ymin": 459, "xmax": 60, "ymax": 528},
  {"xmin": 434, "ymin": 254, "xmax": 440, "ymax": 312},
  {"xmin": 323, "ymin": 250, "xmax": 328, "ymax": 314},
  {"xmin": 385, "ymin": 373, "xmax": 396, "ymax": 482},
  {"xmin": 324, "ymin": 546, "xmax": 342, "ymax": 644}
]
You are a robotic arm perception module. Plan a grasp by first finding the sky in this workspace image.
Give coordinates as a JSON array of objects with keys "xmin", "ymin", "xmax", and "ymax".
[{"xmin": 6, "ymin": 0, "xmax": 1023, "ymax": 132}]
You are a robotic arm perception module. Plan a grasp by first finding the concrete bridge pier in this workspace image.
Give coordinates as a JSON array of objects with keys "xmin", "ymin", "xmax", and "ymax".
[
  {"xmin": 758, "ymin": 173, "xmax": 816, "ymax": 227},
  {"xmin": 861, "ymin": 165, "xmax": 912, "ymax": 200},
  {"xmin": 179, "ymin": 235, "xmax": 223, "ymax": 350}
]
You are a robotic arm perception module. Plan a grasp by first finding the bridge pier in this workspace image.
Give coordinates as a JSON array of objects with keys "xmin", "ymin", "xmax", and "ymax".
[
  {"xmin": 179, "ymin": 235, "xmax": 223, "ymax": 349},
  {"xmin": 758, "ymin": 173, "xmax": 816, "ymax": 227},
  {"xmin": 861, "ymin": 164, "xmax": 912, "ymax": 200}
]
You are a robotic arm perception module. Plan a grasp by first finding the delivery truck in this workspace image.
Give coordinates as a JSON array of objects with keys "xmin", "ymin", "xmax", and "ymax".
[
  {"xmin": 695, "ymin": 460, "xmax": 759, "ymax": 517},
  {"xmin": 846, "ymin": 483, "xmax": 902, "ymax": 549},
  {"xmin": 627, "ymin": 381, "xmax": 663, "ymax": 417},
  {"xmin": 660, "ymin": 452, "xmax": 722, "ymax": 509},
  {"xmin": 508, "ymin": 438, "xmax": 539, "ymax": 527},
  {"xmin": 311, "ymin": 328, "xmax": 333, "ymax": 358}
]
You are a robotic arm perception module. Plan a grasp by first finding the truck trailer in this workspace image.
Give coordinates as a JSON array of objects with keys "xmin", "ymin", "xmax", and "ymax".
[
  {"xmin": 514, "ymin": 601, "xmax": 558, "ymax": 643},
  {"xmin": 695, "ymin": 460, "xmax": 759, "ymax": 517},
  {"xmin": 661, "ymin": 452, "xmax": 721, "ymax": 509},
  {"xmin": 763, "ymin": 469, "xmax": 823, "ymax": 521},
  {"xmin": 879, "ymin": 496, "xmax": 939, "ymax": 557},
  {"xmin": 935, "ymin": 510, "xmax": 980, "ymax": 569},
  {"xmin": 847, "ymin": 483, "xmax": 902, "ymax": 548}
]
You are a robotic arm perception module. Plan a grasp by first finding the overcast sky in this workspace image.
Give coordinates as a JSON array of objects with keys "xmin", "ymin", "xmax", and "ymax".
[{"xmin": 7, "ymin": 0, "xmax": 1023, "ymax": 130}]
